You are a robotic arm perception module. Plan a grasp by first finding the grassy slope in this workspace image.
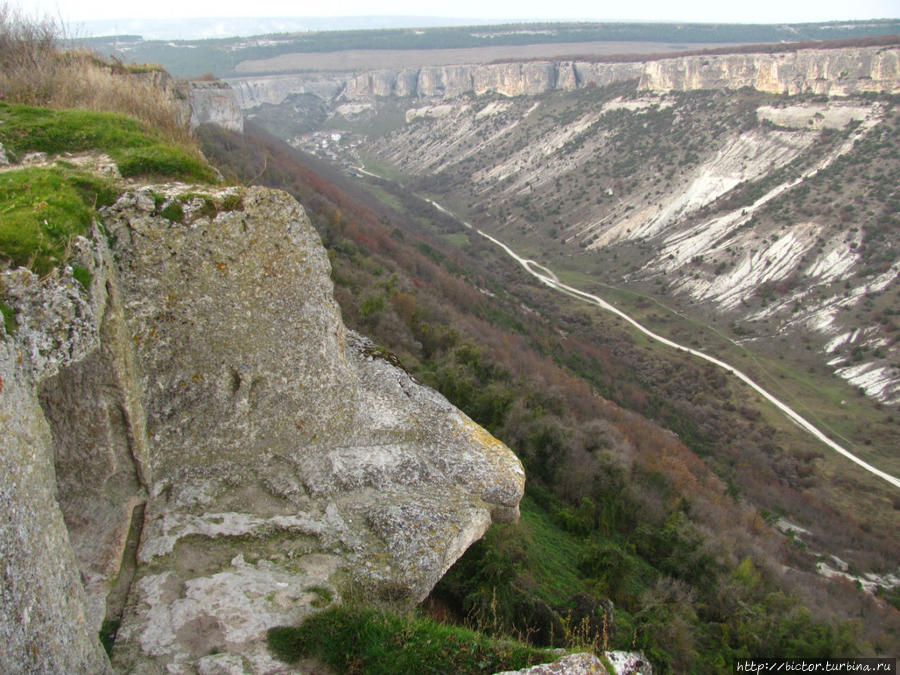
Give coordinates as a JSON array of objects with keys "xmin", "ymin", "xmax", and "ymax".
[
  {"xmin": 345, "ymin": 86, "xmax": 900, "ymax": 537},
  {"xmin": 267, "ymin": 604, "xmax": 558, "ymax": 674}
]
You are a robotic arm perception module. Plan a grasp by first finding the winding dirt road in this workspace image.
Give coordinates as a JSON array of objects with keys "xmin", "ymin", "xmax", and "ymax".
[{"xmin": 416, "ymin": 195, "xmax": 900, "ymax": 491}]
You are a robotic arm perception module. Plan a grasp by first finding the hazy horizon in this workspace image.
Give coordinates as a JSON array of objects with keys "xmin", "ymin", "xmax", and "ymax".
[
  {"xmin": 62, "ymin": 13, "xmax": 900, "ymax": 43},
  {"xmin": 22, "ymin": 0, "xmax": 900, "ymax": 35}
]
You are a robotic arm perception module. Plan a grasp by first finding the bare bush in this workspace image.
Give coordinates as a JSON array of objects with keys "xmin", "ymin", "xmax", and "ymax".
[
  {"xmin": 0, "ymin": 3, "xmax": 56, "ymax": 72},
  {"xmin": 0, "ymin": 3, "xmax": 191, "ymax": 145}
]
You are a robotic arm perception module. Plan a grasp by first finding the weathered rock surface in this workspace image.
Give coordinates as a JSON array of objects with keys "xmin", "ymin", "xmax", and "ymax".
[
  {"xmin": 493, "ymin": 651, "xmax": 652, "ymax": 675},
  {"xmin": 638, "ymin": 46, "xmax": 900, "ymax": 96},
  {"xmin": 0, "ymin": 182, "xmax": 524, "ymax": 673},
  {"xmin": 494, "ymin": 653, "xmax": 608, "ymax": 675},
  {"xmin": 228, "ymin": 45, "xmax": 899, "ymax": 109},
  {"xmin": 1, "ymin": 261, "xmax": 115, "ymax": 673}
]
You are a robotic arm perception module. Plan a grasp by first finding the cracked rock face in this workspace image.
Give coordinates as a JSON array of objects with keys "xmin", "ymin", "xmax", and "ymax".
[
  {"xmin": 1, "ymin": 258, "xmax": 115, "ymax": 673},
  {"xmin": 93, "ymin": 185, "xmax": 524, "ymax": 672}
]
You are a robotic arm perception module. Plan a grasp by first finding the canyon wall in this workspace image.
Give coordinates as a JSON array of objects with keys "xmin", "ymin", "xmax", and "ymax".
[
  {"xmin": 229, "ymin": 45, "xmax": 900, "ymax": 109},
  {"xmin": 186, "ymin": 81, "xmax": 245, "ymax": 132}
]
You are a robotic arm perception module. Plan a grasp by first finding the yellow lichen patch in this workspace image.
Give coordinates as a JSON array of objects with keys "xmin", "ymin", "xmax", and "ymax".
[
  {"xmin": 460, "ymin": 415, "xmax": 508, "ymax": 457},
  {"xmin": 457, "ymin": 415, "xmax": 526, "ymax": 508}
]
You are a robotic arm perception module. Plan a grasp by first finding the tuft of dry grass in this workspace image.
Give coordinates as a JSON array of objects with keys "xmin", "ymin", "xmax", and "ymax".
[{"xmin": 0, "ymin": 3, "xmax": 192, "ymax": 146}]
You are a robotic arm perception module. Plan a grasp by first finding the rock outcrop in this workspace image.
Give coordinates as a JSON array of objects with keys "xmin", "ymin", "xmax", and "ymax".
[
  {"xmin": 1, "ymin": 262, "xmax": 115, "ymax": 674},
  {"xmin": 638, "ymin": 46, "xmax": 900, "ymax": 96},
  {"xmin": 228, "ymin": 45, "xmax": 899, "ymax": 109},
  {"xmin": 186, "ymin": 81, "xmax": 245, "ymax": 133},
  {"xmin": 495, "ymin": 653, "xmax": 609, "ymax": 675},
  {"xmin": 0, "ymin": 183, "xmax": 524, "ymax": 673}
]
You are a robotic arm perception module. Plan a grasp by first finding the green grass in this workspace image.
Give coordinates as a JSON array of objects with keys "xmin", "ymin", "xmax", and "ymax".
[
  {"xmin": 0, "ymin": 103, "xmax": 219, "ymax": 274},
  {"xmin": 159, "ymin": 200, "xmax": 185, "ymax": 222},
  {"xmin": 358, "ymin": 180, "xmax": 404, "ymax": 212},
  {"xmin": 0, "ymin": 103, "xmax": 155, "ymax": 156},
  {"xmin": 516, "ymin": 496, "xmax": 587, "ymax": 606},
  {"xmin": 267, "ymin": 605, "xmax": 557, "ymax": 674},
  {"xmin": 113, "ymin": 145, "xmax": 217, "ymax": 182},
  {"xmin": 0, "ymin": 167, "xmax": 98, "ymax": 273},
  {"xmin": 305, "ymin": 585, "xmax": 334, "ymax": 609},
  {"xmin": 358, "ymin": 154, "xmax": 408, "ymax": 183},
  {"xmin": 70, "ymin": 263, "xmax": 92, "ymax": 289},
  {"xmin": 0, "ymin": 103, "xmax": 216, "ymax": 183}
]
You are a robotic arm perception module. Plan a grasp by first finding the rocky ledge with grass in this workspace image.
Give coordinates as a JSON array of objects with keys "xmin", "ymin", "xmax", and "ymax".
[{"xmin": 1, "ymin": 158, "xmax": 524, "ymax": 671}]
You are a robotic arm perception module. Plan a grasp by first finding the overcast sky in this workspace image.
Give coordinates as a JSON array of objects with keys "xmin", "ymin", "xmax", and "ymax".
[{"xmin": 18, "ymin": 0, "xmax": 900, "ymax": 25}]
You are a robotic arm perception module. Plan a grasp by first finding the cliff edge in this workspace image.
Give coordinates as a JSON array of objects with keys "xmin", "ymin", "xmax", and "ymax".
[{"xmin": 0, "ymin": 181, "xmax": 524, "ymax": 673}]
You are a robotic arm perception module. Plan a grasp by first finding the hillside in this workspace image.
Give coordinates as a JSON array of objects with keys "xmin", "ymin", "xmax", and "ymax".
[
  {"xmin": 199, "ymin": 116, "xmax": 900, "ymax": 669},
  {"xmin": 208, "ymin": 32, "xmax": 900, "ymax": 669},
  {"xmin": 0, "ymin": 16, "xmax": 563, "ymax": 675}
]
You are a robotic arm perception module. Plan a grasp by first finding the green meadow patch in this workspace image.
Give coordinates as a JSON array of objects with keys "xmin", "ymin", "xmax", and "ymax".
[
  {"xmin": 0, "ymin": 103, "xmax": 219, "ymax": 274},
  {"xmin": 0, "ymin": 167, "xmax": 99, "ymax": 273},
  {"xmin": 113, "ymin": 145, "xmax": 217, "ymax": 183}
]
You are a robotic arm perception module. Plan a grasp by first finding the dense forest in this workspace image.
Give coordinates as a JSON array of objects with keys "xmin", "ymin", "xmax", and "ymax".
[{"xmin": 199, "ymin": 121, "xmax": 900, "ymax": 671}]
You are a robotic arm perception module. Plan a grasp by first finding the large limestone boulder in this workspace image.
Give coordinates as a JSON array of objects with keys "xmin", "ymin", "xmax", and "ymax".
[
  {"xmin": 95, "ymin": 185, "xmax": 524, "ymax": 672},
  {"xmin": 0, "ymin": 264, "xmax": 114, "ymax": 674},
  {"xmin": 0, "ymin": 183, "xmax": 524, "ymax": 674}
]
